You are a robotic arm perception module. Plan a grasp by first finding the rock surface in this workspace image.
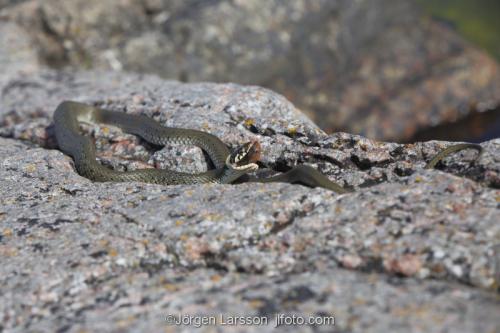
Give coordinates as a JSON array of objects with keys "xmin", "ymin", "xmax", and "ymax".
[
  {"xmin": 4, "ymin": 0, "xmax": 500, "ymax": 140},
  {"xmin": 0, "ymin": 18, "xmax": 40, "ymax": 88},
  {"xmin": 1, "ymin": 68, "xmax": 499, "ymax": 332}
]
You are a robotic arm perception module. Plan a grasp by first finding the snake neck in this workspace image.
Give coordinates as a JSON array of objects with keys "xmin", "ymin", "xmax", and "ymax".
[{"xmin": 218, "ymin": 166, "xmax": 254, "ymax": 184}]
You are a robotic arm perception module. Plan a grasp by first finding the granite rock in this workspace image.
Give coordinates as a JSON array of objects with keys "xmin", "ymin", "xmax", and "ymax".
[
  {"xmin": 1, "ymin": 69, "xmax": 499, "ymax": 332},
  {"xmin": 4, "ymin": 0, "xmax": 500, "ymax": 140},
  {"xmin": 0, "ymin": 18, "xmax": 40, "ymax": 89}
]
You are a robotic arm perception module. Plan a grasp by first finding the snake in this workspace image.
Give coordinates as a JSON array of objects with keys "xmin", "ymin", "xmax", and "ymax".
[{"xmin": 53, "ymin": 101, "xmax": 483, "ymax": 194}]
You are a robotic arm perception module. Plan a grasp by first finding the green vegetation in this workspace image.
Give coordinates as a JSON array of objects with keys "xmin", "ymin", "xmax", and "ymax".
[{"xmin": 416, "ymin": 0, "xmax": 500, "ymax": 61}]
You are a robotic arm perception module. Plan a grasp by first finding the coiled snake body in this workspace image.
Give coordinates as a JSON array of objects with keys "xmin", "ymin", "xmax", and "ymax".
[{"xmin": 53, "ymin": 101, "xmax": 482, "ymax": 193}]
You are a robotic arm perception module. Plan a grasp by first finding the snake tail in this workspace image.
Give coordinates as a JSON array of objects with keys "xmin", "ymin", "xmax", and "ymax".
[{"xmin": 425, "ymin": 143, "xmax": 483, "ymax": 169}]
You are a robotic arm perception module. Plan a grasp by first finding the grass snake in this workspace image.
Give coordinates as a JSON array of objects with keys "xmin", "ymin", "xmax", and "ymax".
[{"xmin": 53, "ymin": 101, "xmax": 483, "ymax": 194}]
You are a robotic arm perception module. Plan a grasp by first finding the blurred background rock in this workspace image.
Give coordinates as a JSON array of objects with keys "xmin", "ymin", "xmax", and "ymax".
[{"xmin": 1, "ymin": 0, "xmax": 499, "ymax": 142}]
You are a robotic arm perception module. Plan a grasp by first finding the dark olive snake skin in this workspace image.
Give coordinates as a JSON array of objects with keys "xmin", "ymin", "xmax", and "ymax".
[
  {"xmin": 53, "ymin": 101, "xmax": 482, "ymax": 193},
  {"xmin": 53, "ymin": 101, "xmax": 250, "ymax": 185}
]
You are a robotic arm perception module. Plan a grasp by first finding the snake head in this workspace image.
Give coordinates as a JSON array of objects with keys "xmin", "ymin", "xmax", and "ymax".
[{"xmin": 226, "ymin": 140, "xmax": 261, "ymax": 172}]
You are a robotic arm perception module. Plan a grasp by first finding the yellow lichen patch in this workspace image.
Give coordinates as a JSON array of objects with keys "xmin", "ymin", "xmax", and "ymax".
[
  {"xmin": 204, "ymin": 213, "xmax": 223, "ymax": 222},
  {"xmin": 414, "ymin": 176, "xmax": 423, "ymax": 183},
  {"xmin": 287, "ymin": 126, "xmax": 297, "ymax": 136},
  {"xmin": 116, "ymin": 316, "xmax": 136, "ymax": 329},
  {"xmin": 2, "ymin": 228, "xmax": 13, "ymax": 237},
  {"xmin": 163, "ymin": 283, "xmax": 180, "ymax": 292},
  {"xmin": 101, "ymin": 127, "xmax": 110, "ymax": 135},
  {"xmin": 175, "ymin": 220, "xmax": 184, "ymax": 226},
  {"xmin": 210, "ymin": 274, "xmax": 222, "ymax": 282},
  {"xmin": 264, "ymin": 221, "xmax": 273, "ymax": 230},
  {"xmin": 353, "ymin": 297, "xmax": 368, "ymax": 306},
  {"xmin": 248, "ymin": 299, "xmax": 265, "ymax": 309},
  {"xmin": 244, "ymin": 118, "xmax": 255, "ymax": 127},
  {"xmin": 108, "ymin": 248, "xmax": 118, "ymax": 257},
  {"xmin": 24, "ymin": 164, "xmax": 36, "ymax": 173}
]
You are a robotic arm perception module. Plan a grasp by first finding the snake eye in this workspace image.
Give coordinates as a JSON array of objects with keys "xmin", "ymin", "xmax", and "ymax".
[{"xmin": 234, "ymin": 152, "xmax": 243, "ymax": 162}]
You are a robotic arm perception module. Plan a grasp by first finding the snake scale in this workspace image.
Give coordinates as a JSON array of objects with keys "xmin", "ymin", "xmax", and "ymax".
[{"xmin": 53, "ymin": 101, "xmax": 482, "ymax": 193}]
